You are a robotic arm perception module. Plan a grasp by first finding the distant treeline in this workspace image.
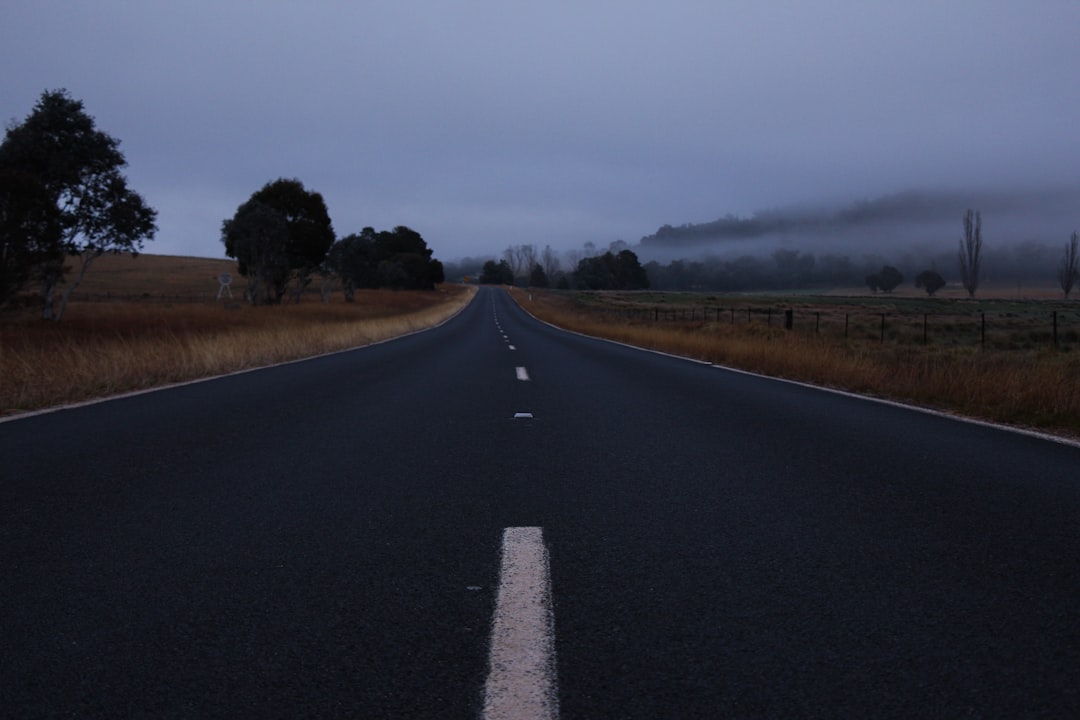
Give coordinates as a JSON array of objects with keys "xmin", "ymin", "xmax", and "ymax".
[{"xmin": 643, "ymin": 242, "xmax": 1070, "ymax": 292}]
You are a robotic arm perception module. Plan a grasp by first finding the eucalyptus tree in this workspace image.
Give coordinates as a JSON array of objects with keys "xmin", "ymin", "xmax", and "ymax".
[
  {"xmin": 915, "ymin": 269, "xmax": 946, "ymax": 296},
  {"xmin": 0, "ymin": 89, "xmax": 157, "ymax": 319},
  {"xmin": 223, "ymin": 178, "xmax": 335, "ymax": 303}
]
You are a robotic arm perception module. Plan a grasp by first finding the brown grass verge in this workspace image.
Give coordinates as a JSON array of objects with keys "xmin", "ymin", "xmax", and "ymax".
[
  {"xmin": 509, "ymin": 288, "xmax": 1080, "ymax": 441},
  {"xmin": 1, "ymin": 285, "xmax": 475, "ymax": 415}
]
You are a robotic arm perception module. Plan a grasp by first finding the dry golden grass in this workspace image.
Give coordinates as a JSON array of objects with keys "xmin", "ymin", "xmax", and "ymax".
[
  {"xmin": 510, "ymin": 288, "xmax": 1080, "ymax": 440},
  {"xmin": 1, "ymin": 254, "xmax": 475, "ymax": 414},
  {"xmin": 57, "ymin": 253, "xmax": 243, "ymax": 298}
]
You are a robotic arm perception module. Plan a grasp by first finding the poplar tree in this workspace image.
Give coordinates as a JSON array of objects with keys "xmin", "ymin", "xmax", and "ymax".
[
  {"xmin": 958, "ymin": 209, "xmax": 982, "ymax": 298},
  {"xmin": 1059, "ymin": 231, "xmax": 1079, "ymax": 299}
]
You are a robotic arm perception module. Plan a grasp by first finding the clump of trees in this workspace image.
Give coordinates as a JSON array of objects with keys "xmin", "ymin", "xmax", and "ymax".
[
  {"xmin": 865, "ymin": 265, "xmax": 903, "ymax": 293},
  {"xmin": 573, "ymin": 249, "xmax": 649, "ymax": 290},
  {"xmin": 479, "ymin": 259, "xmax": 514, "ymax": 285},
  {"xmin": 317, "ymin": 225, "xmax": 444, "ymax": 298},
  {"xmin": 222, "ymin": 181, "xmax": 443, "ymax": 304},
  {"xmin": 491, "ymin": 243, "xmax": 564, "ymax": 286},
  {"xmin": 0, "ymin": 89, "xmax": 157, "ymax": 319},
  {"xmin": 915, "ymin": 269, "xmax": 946, "ymax": 296}
]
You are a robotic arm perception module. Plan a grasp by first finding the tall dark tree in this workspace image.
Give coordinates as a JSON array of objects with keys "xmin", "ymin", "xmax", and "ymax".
[
  {"xmin": 0, "ymin": 89, "xmax": 157, "ymax": 319},
  {"xmin": 246, "ymin": 178, "xmax": 335, "ymax": 302},
  {"xmin": 221, "ymin": 199, "xmax": 290, "ymax": 305},
  {"xmin": 0, "ymin": 168, "xmax": 60, "ymax": 305},
  {"xmin": 1058, "ymin": 231, "xmax": 1079, "ymax": 299},
  {"xmin": 915, "ymin": 269, "xmax": 946, "ymax": 296},
  {"xmin": 959, "ymin": 209, "xmax": 983, "ymax": 298},
  {"xmin": 876, "ymin": 265, "xmax": 904, "ymax": 293},
  {"xmin": 326, "ymin": 227, "xmax": 379, "ymax": 301},
  {"xmin": 373, "ymin": 225, "xmax": 442, "ymax": 289},
  {"xmin": 612, "ymin": 249, "xmax": 649, "ymax": 289},
  {"xmin": 573, "ymin": 254, "xmax": 615, "ymax": 289},
  {"xmin": 528, "ymin": 262, "xmax": 549, "ymax": 288}
]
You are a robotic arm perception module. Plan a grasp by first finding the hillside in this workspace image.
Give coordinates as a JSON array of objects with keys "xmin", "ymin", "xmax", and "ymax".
[{"xmin": 59, "ymin": 254, "xmax": 240, "ymax": 299}]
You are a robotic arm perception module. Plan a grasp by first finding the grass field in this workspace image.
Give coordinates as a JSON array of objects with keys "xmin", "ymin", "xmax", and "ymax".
[
  {"xmin": 510, "ymin": 287, "xmax": 1080, "ymax": 440},
  {"xmin": 1, "ymin": 254, "xmax": 475, "ymax": 415}
]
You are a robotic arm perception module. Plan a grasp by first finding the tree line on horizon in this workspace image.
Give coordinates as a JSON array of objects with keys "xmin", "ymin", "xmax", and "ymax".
[
  {"xmin": 0, "ymin": 89, "xmax": 445, "ymax": 318},
  {"xmin": 221, "ymin": 178, "xmax": 443, "ymax": 305},
  {"xmin": 5, "ymin": 90, "xmax": 1078, "ymax": 316},
  {"xmin": 635, "ymin": 201, "xmax": 1080, "ymax": 298},
  {"xmin": 641, "ymin": 211, "xmax": 1080, "ymax": 298},
  {"xmin": 476, "ymin": 245, "xmax": 649, "ymax": 290}
]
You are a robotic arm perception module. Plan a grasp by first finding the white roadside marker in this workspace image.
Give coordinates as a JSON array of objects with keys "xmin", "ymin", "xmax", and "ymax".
[
  {"xmin": 483, "ymin": 527, "xmax": 559, "ymax": 720},
  {"xmin": 516, "ymin": 367, "xmax": 530, "ymax": 381}
]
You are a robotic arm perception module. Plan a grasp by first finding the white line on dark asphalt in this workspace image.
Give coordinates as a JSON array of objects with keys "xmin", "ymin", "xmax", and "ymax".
[
  {"xmin": 516, "ymin": 367, "xmax": 530, "ymax": 381},
  {"xmin": 483, "ymin": 527, "xmax": 559, "ymax": 720},
  {"xmin": 508, "ymin": 345, "xmax": 516, "ymax": 350}
]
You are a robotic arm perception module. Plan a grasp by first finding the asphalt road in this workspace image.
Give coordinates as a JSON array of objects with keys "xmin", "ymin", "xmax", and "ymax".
[{"xmin": 3, "ymin": 286, "xmax": 1079, "ymax": 718}]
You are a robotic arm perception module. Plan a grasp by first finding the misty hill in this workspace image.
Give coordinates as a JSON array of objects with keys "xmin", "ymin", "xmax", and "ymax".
[{"xmin": 638, "ymin": 188, "xmax": 1080, "ymax": 250}]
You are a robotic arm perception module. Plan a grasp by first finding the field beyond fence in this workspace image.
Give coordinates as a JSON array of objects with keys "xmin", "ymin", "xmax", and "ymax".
[
  {"xmin": 511, "ymin": 288, "xmax": 1080, "ymax": 441},
  {"xmin": 578, "ymin": 296, "xmax": 1080, "ymax": 350}
]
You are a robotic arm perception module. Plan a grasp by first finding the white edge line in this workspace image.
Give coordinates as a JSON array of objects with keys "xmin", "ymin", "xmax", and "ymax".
[
  {"xmin": 508, "ymin": 290, "xmax": 1080, "ymax": 450},
  {"xmin": 0, "ymin": 287, "xmax": 479, "ymax": 425},
  {"xmin": 483, "ymin": 526, "xmax": 558, "ymax": 720}
]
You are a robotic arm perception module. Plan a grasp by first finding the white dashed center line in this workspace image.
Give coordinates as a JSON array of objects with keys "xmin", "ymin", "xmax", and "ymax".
[
  {"xmin": 483, "ymin": 527, "xmax": 559, "ymax": 720},
  {"xmin": 516, "ymin": 367, "xmax": 530, "ymax": 381}
]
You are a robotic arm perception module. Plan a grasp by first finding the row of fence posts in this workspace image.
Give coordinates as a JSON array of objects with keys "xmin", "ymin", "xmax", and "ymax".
[{"xmin": 642, "ymin": 307, "xmax": 1069, "ymax": 347}]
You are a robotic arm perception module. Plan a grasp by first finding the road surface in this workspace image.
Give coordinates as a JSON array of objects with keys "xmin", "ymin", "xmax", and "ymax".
[{"xmin": 3, "ymin": 286, "xmax": 1079, "ymax": 717}]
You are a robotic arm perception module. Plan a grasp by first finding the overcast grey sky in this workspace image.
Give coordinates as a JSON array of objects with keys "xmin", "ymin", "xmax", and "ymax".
[{"xmin": 2, "ymin": 1, "xmax": 1078, "ymax": 261}]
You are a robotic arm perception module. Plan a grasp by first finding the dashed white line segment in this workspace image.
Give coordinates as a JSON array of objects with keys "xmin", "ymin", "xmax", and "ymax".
[
  {"xmin": 516, "ymin": 367, "xmax": 530, "ymax": 381},
  {"xmin": 483, "ymin": 527, "xmax": 559, "ymax": 720}
]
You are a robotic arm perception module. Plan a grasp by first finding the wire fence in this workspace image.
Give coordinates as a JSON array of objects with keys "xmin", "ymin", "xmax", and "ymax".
[{"xmin": 592, "ymin": 304, "xmax": 1080, "ymax": 350}]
